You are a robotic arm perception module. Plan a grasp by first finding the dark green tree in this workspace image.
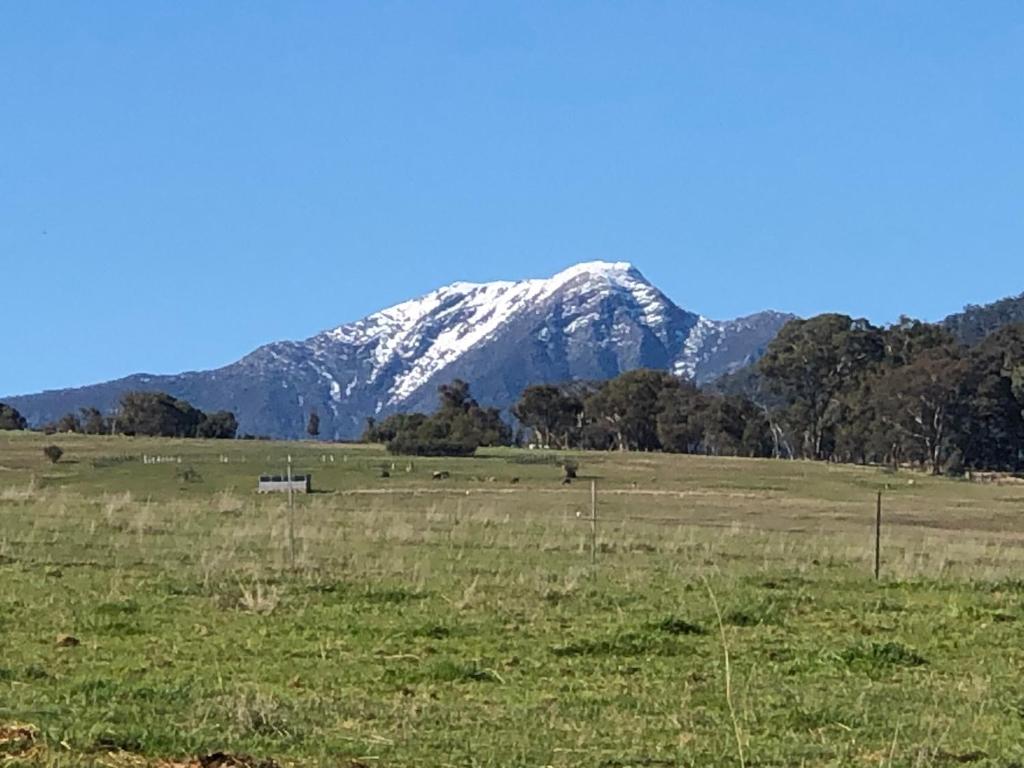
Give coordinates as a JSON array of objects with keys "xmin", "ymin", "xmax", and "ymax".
[
  {"xmin": 874, "ymin": 347, "xmax": 968, "ymax": 474},
  {"xmin": 758, "ymin": 315, "xmax": 885, "ymax": 460},
  {"xmin": 468, "ymin": 404, "xmax": 513, "ymax": 447},
  {"xmin": 363, "ymin": 413, "xmax": 427, "ymax": 443},
  {"xmin": 1013, "ymin": 365, "xmax": 1024, "ymax": 420},
  {"xmin": 655, "ymin": 383, "xmax": 706, "ymax": 454},
  {"xmin": 79, "ymin": 407, "xmax": 107, "ymax": 435},
  {"xmin": 438, "ymin": 379, "xmax": 475, "ymax": 414},
  {"xmin": 386, "ymin": 412, "xmax": 479, "ymax": 456},
  {"xmin": 117, "ymin": 391, "xmax": 203, "ymax": 437},
  {"xmin": 434, "ymin": 379, "xmax": 511, "ymax": 446},
  {"xmin": 513, "ymin": 385, "xmax": 583, "ymax": 449},
  {"xmin": 384, "ymin": 380, "xmax": 511, "ymax": 455},
  {"xmin": 56, "ymin": 412, "xmax": 81, "ymax": 433},
  {"xmin": 688, "ymin": 395, "xmax": 773, "ymax": 458},
  {"xmin": 197, "ymin": 411, "xmax": 239, "ymax": 439},
  {"xmin": 959, "ymin": 325, "xmax": 1024, "ymax": 470},
  {"xmin": 307, "ymin": 410, "xmax": 320, "ymax": 439},
  {"xmin": 584, "ymin": 369, "xmax": 680, "ymax": 451},
  {"xmin": 883, "ymin": 317, "xmax": 958, "ymax": 367},
  {"xmin": 0, "ymin": 403, "xmax": 27, "ymax": 431}
]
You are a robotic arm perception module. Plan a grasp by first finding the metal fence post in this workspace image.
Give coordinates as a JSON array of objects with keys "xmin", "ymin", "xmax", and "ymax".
[
  {"xmin": 874, "ymin": 491, "xmax": 882, "ymax": 580},
  {"xmin": 287, "ymin": 454, "xmax": 296, "ymax": 570},
  {"xmin": 590, "ymin": 479, "xmax": 597, "ymax": 566}
]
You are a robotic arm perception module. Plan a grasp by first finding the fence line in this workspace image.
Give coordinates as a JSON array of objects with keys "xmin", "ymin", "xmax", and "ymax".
[{"xmin": 2, "ymin": 484, "xmax": 1023, "ymax": 581}]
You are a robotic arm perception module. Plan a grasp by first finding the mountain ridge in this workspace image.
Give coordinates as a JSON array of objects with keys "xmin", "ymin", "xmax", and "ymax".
[{"xmin": 4, "ymin": 262, "xmax": 794, "ymax": 438}]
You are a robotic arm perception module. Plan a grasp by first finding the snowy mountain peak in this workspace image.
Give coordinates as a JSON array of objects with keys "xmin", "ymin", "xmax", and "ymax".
[
  {"xmin": 5, "ymin": 262, "xmax": 795, "ymax": 439},
  {"xmin": 547, "ymin": 260, "xmax": 639, "ymax": 285},
  {"xmin": 324, "ymin": 261, "xmax": 651, "ymax": 347}
]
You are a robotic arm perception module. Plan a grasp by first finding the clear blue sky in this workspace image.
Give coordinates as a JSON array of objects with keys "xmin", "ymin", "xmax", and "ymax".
[{"xmin": 3, "ymin": 2, "xmax": 1023, "ymax": 396}]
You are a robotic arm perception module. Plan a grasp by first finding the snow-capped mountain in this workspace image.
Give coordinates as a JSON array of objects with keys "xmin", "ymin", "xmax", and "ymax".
[{"xmin": 4, "ymin": 262, "xmax": 794, "ymax": 438}]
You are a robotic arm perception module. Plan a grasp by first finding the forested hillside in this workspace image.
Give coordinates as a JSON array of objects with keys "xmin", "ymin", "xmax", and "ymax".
[{"xmin": 943, "ymin": 293, "xmax": 1024, "ymax": 345}]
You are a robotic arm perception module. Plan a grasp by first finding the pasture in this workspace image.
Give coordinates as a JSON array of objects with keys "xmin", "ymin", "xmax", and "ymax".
[{"xmin": 1, "ymin": 431, "xmax": 1023, "ymax": 767}]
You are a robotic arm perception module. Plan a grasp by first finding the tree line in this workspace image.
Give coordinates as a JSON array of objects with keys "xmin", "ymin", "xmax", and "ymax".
[
  {"xmin": 364, "ymin": 314, "xmax": 1024, "ymax": 474},
  {"xmin": 0, "ymin": 392, "xmax": 239, "ymax": 439},
  {"xmin": 361, "ymin": 372, "xmax": 773, "ymax": 458},
  {"xmin": 752, "ymin": 314, "xmax": 1024, "ymax": 474},
  {"xmin": 5, "ymin": 312, "xmax": 1023, "ymax": 474}
]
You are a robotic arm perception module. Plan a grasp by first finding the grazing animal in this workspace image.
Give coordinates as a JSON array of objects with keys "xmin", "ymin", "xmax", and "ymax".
[
  {"xmin": 432, "ymin": 470, "xmax": 450, "ymax": 480},
  {"xmin": 510, "ymin": 477, "xmax": 520, "ymax": 485}
]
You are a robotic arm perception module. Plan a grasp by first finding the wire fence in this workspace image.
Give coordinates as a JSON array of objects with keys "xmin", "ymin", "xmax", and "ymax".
[{"xmin": 2, "ymin": 476, "xmax": 1023, "ymax": 584}]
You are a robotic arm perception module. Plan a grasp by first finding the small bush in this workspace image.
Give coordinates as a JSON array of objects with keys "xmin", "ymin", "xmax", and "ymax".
[
  {"xmin": 176, "ymin": 466, "xmax": 202, "ymax": 483},
  {"xmin": 42, "ymin": 445, "xmax": 63, "ymax": 464}
]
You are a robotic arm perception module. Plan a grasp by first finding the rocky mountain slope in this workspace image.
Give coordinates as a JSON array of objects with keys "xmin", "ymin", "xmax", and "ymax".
[{"xmin": 4, "ymin": 262, "xmax": 793, "ymax": 438}]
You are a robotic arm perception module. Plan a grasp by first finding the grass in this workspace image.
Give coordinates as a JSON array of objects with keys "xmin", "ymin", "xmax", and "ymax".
[{"xmin": 1, "ymin": 430, "xmax": 1024, "ymax": 766}]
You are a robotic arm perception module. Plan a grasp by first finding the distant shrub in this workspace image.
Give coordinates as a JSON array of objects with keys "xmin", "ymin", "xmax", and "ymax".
[
  {"xmin": 42, "ymin": 445, "xmax": 63, "ymax": 464},
  {"xmin": 176, "ymin": 466, "xmax": 202, "ymax": 483}
]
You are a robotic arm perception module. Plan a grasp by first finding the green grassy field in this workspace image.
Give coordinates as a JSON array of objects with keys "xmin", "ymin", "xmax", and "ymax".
[{"xmin": 2, "ymin": 431, "xmax": 1024, "ymax": 767}]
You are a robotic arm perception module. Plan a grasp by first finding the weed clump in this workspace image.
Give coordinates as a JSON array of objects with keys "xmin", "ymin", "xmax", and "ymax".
[
  {"xmin": 839, "ymin": 641, "xmax": 926, "ymax": 668},
  {"xmin": 553, "ymin": 630, "xmax": 690, "ymax": 658},
  {"xmin": 362, "ymin": 586, "xmax": 428, "ymax": 604},
  {"xmin": 228, "ymin": 689, "xmax": 293, "ymax": 737},
  {"xmin": 417, "ymin": 623, "xmax": 452, "ymax": 639},
  {"xmin": 653, "ymin": 617, "xmax": 706, "ymax": 636},
  {"xmin": 426, "ymin": 659, "xmax": 501, "ymax": 683}
]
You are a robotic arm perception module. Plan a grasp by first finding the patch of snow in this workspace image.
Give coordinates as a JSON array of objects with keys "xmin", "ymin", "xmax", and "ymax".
[{"xmin": 673, "ymin": 317, "xmax": 724, "ymax": 379}]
